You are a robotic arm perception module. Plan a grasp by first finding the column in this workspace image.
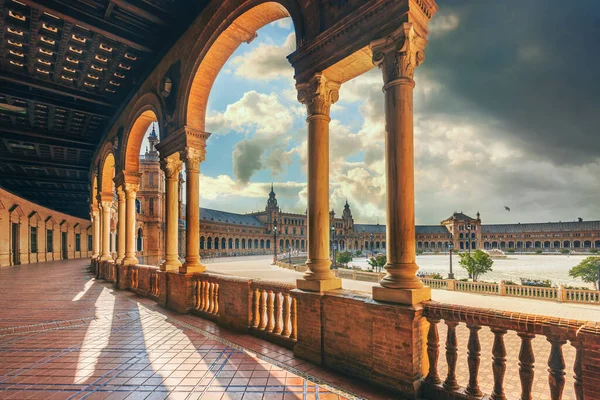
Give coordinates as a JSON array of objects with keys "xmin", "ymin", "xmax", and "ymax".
[
  {"xmin": 181, "ymin": 147, "xmax": 205, "ymax": 274},
  {"xmin": 371, "ymin": 23, "xmax": 431, "ymax": 304},
  {"xmin": 115, "ymin": 186, "xmax": 126, "ymax": 263},
  {"xmin": 91, "ymin": 207, "xmax": 100, "ymax": 258},
  {"xmin": 123, "ymin": 183, "xmax": 139, "ymax": 265},
  {"xmin": 160, "ymin": 154, "xmax": 182, "ymax": 271},
  {"xmin": 295, "ymin": 73, "xmax": 341, "ymax": 291},
  {"xmin": 99, "ymin": 199, "xmax": 112, "ymax": 261}
]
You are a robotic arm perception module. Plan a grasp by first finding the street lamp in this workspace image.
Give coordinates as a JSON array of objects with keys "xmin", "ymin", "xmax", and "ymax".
[
  {"xmin": 369, "ymin": 233, "xmax": 374, "ymax": 258},
  {"xmin": 467, "ymin": 224, "xmax": 472, "ymax": 255},
  {"xmin": 272, "ymin": 218, "xmax": 278, "ymax": 265},
  {"xmin": 288, "ymin": 245, "xmax": 292, "ymax": 266},
  {"xmin": 448, "ymin": 242, "xmax": 455, "ymax": 279},
  {"xmin": 331, "ymin": 225, "xmax": 336, "ymax": 267}
]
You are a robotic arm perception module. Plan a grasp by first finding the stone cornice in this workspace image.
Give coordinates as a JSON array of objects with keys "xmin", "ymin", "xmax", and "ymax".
[
  {"xmin": 155, "ymin": 126, "xmax": 212, "ymax": 158},
  {"xmin": 114, "ymin": 170, "xmax": 141, "ymax": 187}
]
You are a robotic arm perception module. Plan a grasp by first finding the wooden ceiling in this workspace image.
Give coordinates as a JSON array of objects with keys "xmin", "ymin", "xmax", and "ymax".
[{"xmin": 0, "ymin": 0, "xmax": 208, "ymax": 218}]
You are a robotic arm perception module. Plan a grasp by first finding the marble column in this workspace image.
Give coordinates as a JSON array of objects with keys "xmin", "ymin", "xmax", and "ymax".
[
  {"xmin": 99, "ymin": 200, "xmax": 112, "ymax": 261},
  {"xmin": 91, "ymin": 207, "xmax": 100, "ymax": 259},
  {"xmin": 115, "ymin": 186, "xmax": 126, "ymax": 263},
  {"xmin": 123, "ymin": 183, "xmax": 139, "ymax": 265},
  {"xmin": 160, "ymin": 154, "xmax": 182, "ymax": 272},
  {"xmin": 295, "ymin": 73, "xmax": 342, "ymax": 292},
  {"xmin": 181, "ymin": 147, "xmax": 205, "ymax": 274},
  {"xmin": 371, "ymin": 23, "xmax": 431, "ymax": 304}
]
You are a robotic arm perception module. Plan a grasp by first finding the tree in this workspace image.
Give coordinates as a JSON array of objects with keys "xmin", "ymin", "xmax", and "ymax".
[
  {"xmin": 458, "ymin": 250, "xmax": 493, "ymax": 282},
  {"xmin": 336, "ymin": 251, "xmax": 353, "ymax": 268},
  {"xmin": 569, "ymin": 256, "xmax": 600, "ymax": 290},
  {"xmin": 355, "ymin": 250, "xmax": 362, "ymax": 257},
  {"xmin": 367, "ymin": 254, "xmax": 387, "ymax": 273}
]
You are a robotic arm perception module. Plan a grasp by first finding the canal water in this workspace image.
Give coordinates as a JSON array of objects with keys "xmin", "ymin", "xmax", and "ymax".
[{"xmin": 349, "ymin": 254, "xmax": 596, "ymax": 288}]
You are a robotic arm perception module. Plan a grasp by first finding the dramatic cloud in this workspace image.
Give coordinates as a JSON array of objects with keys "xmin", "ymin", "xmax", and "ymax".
[{"xmin": 230, "ymin": 33, "xmax": 295, "ymax": 81}]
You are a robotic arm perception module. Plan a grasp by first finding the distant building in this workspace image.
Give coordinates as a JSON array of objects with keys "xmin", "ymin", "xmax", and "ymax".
[{"xmin": 134, "ymin": 129, "xmax": 600, "ymax": 262}]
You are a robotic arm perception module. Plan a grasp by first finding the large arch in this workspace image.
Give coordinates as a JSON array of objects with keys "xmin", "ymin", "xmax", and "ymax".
[
  {"xmin": 183, "ymin": 1, "xmax": 303, "ymax": 132},
  {"xmin": 98, "ymin": 152, "xmax": 116, "ymax": 195},
  {"xmin": 120, "ymin": 102, "xmax": 161, "ymax": 175}
]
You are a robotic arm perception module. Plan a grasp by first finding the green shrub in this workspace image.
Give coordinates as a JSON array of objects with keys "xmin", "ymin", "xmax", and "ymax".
[
  {"xmin": 535, "ymin": 249, "xmax": 543, "ymax": 254},
  {"xmin": 507, "ymin": 248, "xmax": 516, "ymax": 253},
  {"xmin": 459, "ymin": 278, "xmax": 469, "ymax": 282},
  {"xmin": 416, "ymin": 248, "xmax": 424, "ymax": 255},
  {"xmin": 590, "ymin": 249, "xmax": 599, "ymax": 254},
  {"xmin": 563, "ymin": 285, "xmax": 590, "ymax": 290},
  {"xmin": 520, "ymin": 278, "xmax": 553, "ymax": 287},
  {"xmin": 504, "ymin": 280, "xmax": 517, "ymax": 285},
  {"xmin": 560, "ymin": 248, "xmax": 570, "ymax": 254},
  {"xmin": 431, "ymin": 273, "xmax": 444, "ymax": 280}
]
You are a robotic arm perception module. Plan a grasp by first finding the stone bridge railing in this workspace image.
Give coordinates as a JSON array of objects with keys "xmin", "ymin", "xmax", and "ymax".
[{"xmin": 95, "ymin": 259, "xmax": 600, "ymax": 399}]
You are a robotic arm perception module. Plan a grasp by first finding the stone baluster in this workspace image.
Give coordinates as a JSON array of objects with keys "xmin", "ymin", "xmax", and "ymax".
[
  {"xmin": 570, "ymin": 340, "xmax": 583, "ymax": 400},
  {"xmin": 491, "ymin": 328, "xmax": 508, "ymax": 400},
  {"xmin": 213, "ymin": 283, "xmax": 219, "ymax": 315},
  {"xmin": 443, "ymin": 321, "xmax": 460, "ymax": 391},
  {"xmin": 266, "ymin": 290, "xmax": 275, "ymax": 332},
  {"xmin": 203, "ymin": 281, "xmax": 210, "ymax": 312},
  {"xmin": 517, "ymin": 332, "xmax": 535, "ymax": 400},
  {"xmin": 259, "ymin": 290, "xmax": 267, "ymax": 330},
  {"xmin": 207, "ymin": 283, "xmax": 215, "ymax": 314},
  {"xmin": 282, "ymin": 293, "xmax": 291, "ymax": 337},
  {"xmin": 466, "ymin": 324, "xmax": 483, "ymax": 397},
  {"xmin": 252, "ymin": 288, "xmax": 260, "ymax": 328},
  {"xmin": 425, "ymin": 317, "xmax": 441, "ymax": 384},
  {"xmin": 195, "ymin": 280, "xmax": 200, "ymax": 309},
  {"xmin": 273, "ymin": 292, "xmax": 282, "ymax": 335},
  {"xmin": 547, "ymin": 337, "xmax": 566, "ymax": 400},
  {"xmin": 291, "ymin": 297, "xmax": 297, "ymax": 341}
]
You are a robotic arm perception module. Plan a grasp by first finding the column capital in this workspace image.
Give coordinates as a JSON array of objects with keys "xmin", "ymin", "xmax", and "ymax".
[
  {"xmin": 114, "ymin": 171, "xmax": 141, "ymax": 187},
  {"xmin": 100, "ymin": 200, "xmax": 113, "ymax": 210},
  {"xmin": 370, "ymin": 22, "xmax": 427, "ymax": 86},
  {"xmin": 116, "ymin": 185, "xmax": 126, "ymax": 200},
  {"xmin": 181, "ymin": 147, "xmax": 205, "ymax": 171},
  {"xmin": 123, "ymin": 183, "xmax": 139, "ymax": 197},
  {"xmin": 296, "ymin": 73, "xmax": 340, "ymax": 117},
  {"xmin": 155, "ymin": 125, "xmax": 211, "ymax": 158},
  {"xmin": 160, "ymin": 153, "xmax": 183, "ymax": 179}
]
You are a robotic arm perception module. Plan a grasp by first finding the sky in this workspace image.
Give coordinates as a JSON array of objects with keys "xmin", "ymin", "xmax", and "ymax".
[{"xmin": 142, "ymin": 0, "xmax": 600, "ymax": 225}]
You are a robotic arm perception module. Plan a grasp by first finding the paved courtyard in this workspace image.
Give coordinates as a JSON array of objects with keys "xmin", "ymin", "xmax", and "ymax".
[{"xmin": 0, "ymin": 258, "xmax": 593, "ymax": 399}]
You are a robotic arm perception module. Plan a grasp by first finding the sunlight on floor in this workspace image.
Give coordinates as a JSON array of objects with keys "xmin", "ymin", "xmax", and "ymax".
[{"xmin": 71, "ymin": 278, "xmax": 94, "ymax": 302}]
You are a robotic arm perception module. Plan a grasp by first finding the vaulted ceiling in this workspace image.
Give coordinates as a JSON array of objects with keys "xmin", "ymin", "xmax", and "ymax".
[{"xmin": 0, "ymin": 0, "xmax": 208, "ymax": 218}]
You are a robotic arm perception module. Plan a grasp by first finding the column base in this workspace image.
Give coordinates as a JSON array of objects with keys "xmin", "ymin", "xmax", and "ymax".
[
  {"xmin": 180, "ymin": 263, "xmax": 206, "ymax": 274},
  {"xmin": 115, "ymin": 256, "xmax": 125, "ymax": 264},
  {"xmin": 372, "ymin": 285, "xmax": 431, "ymax": 305},
  {"xmin": 160, "ymin": 258, "xmax": 181, "ymax": 272},
  {"xmin": 122, "ymin": 256, "xmax": 138, "ymax": 266},
  {"xmin": 99, "ymin": 255, "xmax": 112, "ymax": 261},
  {"xmin": 296, "ymin": 277, "xmax": 342, "ymax": 292}
]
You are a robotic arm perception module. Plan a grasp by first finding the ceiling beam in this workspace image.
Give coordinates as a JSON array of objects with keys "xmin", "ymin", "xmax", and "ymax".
[
  {"xmin": 111, "ymin": 0, "xmax": 168, "ymax": 26},
  {"xmin": 18, "ymin": 0, "xmax": 152, "ymax": 52},
  {"xmin": 0, "ymin": 72, "xmax": 114, "ymax": 108},
  {"xmin": 6, "ymin": 187, "xmax": 88, "ymax": 195},
  {"xmin": 0, "ymin": 129, "xmax": 96, "ymax": 150},
  {"xmin": 0, "ymin": 156, "xmax": 89, "ymax": 171},
  {"xmin": 0, "ymin": 173, "xmax": 87, "ymax": 185}
]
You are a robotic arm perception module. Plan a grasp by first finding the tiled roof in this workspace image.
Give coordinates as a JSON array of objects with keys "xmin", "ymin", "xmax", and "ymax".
[
  {"xmin": 355, "ymin": 224, "xmax": 449, "ymax": 235},
  {"xmin": 442, "ymin": 212, "xmax": 476, "ymax": 222},
  {"xmin": 199, "ymin": 208, "xmax": 263, "ymax": 227},
  {"xmin": 482, "ymin": 220, "xmax": 600, "ymax": 233}
]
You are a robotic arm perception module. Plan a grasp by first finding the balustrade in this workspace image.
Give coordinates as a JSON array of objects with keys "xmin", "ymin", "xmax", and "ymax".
[
  {"xmin": 505, "ymin": 284, "xmax": 557, "ymax": 300},
  {"xmin": 250, "ymin": 281, "xmax": 297, "ymax": 344},
  {"xmin": 193, "ymin": 276, "xmax": 219, "ymax": 316},
  {"xmin": 422, "ymin": 302, "xmax": 585, "ymax": 400},
  {"xmin": 130, "ymin": 267, "xmax": 138, "ymax": 289},
  {"xmin": 149, "ymin": 270, "xmax": 159, "ymax": 298},
  {"xmin": 564, "ymin": 288, "xmax": 600, "ymax": 303}
]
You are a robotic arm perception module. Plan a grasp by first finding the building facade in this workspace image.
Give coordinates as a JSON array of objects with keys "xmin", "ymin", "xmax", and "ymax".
[{"xmin": 129, "ymin": 129, "xmax": 600, "ymax": 264}]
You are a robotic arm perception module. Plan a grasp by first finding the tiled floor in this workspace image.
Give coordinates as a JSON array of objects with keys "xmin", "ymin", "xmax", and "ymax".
[{"xmin": 0, "ymin": 260, "xmax": 393, "ymax": 400}]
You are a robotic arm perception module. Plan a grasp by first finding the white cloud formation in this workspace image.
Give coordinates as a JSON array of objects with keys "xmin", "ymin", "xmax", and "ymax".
[
  {"xmin": 230, "ymin": 33, "xmax": 295, "ymax": 81},
  {"xmin": 429, "ymin": 13, "xmax": 460, "ymax": 35}
]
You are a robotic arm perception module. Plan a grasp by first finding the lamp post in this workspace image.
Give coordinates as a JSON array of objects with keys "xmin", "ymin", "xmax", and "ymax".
[
  {"xmin": 448, "ymin": 242, "xmax": 455, "ymax": 280},
  {"xmin": 288, "ymin": 245, "xmax": 292, "ymax": 266},
  {"xmin": 331, "ymin": 225, "xmax": 336, "ymax": 267},
  {"xmin": 272, "ymin": 218, "xmax": 278, "ymax": 265},
  {"xmin": 369, "ymin": 233, "xmax": 374, "ymax": 258},
  {"xmin": 467, "ymin": 224, "xmax": 472, "ymax": 255}
]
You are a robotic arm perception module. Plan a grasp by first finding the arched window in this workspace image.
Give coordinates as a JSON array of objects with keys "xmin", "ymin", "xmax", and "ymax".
[
  {"xmin": 255, "ymin": 239, "xmax": 259, "ymax": 248},
  {"xmin": 563, "ymin": 241, "xmax": 570, "ymax": 248},
  {"xmin": 200, "ymin": 236, "xmax": 205, "ymax": 250},
  {"xmin": 266, "ymin": 239, "xmax": 271, "ymax": 249},
  {"xmin": 207, "ymin": 237, "xmax": 212, "ymax": 250},
  {"xmin": 228, "ymin": 238, "xmax": 233, "ymax": 249},
  {"xmin": 135, "ymin": 199, "xmax": 142, "ymax": 214},
  {"xmin": 247, "ymin": 239, "xmax": 252, "ymax": 249},
  {"xmin": 136, "ymin": 228, "xmax": 143, "ymax": 251},
  {"xmin": 301, "ymin": 240, "xmax": 305, "ymax": 250},
  {"xmin": 553, "ymin": 241, "xmax": 560, "ymax": 248},
  {"xmin": 260, "ymin": 239, "xmax": 265, "ymax": 249},
  {"xmin": 222, "ymin": 238, "xmax": 226, "ymax": 249},
  {"xmin": 242, "ymin": 239, "xmax": 246, "ymax": 249},
  {"xmin": 214, "ymin": 237, "xmax": 219, "ymax": 249},
  {"xmin": 235, "ymin": 238, "xmax": 239, "ymax": 249}
]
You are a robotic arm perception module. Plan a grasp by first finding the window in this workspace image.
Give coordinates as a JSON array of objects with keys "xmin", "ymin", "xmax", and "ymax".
[
  {"xmin": 149, "ymin": 198, "xmax": 154, "ymax": 216},
  {"xmin": 31, "ymin": 227, "xmax": 38, "ymax": 253},
  {"xmin": 47, "ymin": 229, "xmax": 53, "ymax": 252},
  {"xmin": 76, "ymin": 234, "xmax": 81, "ymax": 251},
  {"xmin": 88, "ymin": 234, "xmax": 92, "ymax": 251},
  {"xmin": 135, "ymin": 199, "xmax": 142, "ymax": 214}
]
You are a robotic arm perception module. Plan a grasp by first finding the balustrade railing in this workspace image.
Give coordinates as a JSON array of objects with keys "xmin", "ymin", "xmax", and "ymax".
[
  {"xmin": 505, "ymin": 284, "xmax": 557, "ymax": 300},
  {"xmin": 193, "ymin": 275, "xmax": 219, "ymax": 317},
  {"xmin": 455, "ymin": 280, "xmax": 499, "ymax": 294},
  {"xmin": 422, "ymin": 301, "xmax": 583, "ymax": 400},
  {"xmin": 421, "ymin": 278, "xmax": 447, "ymax": 290},
  {"xmin": 130, "ymin": 267, "xmax": 138, "ymax": 290},
  {"xmin": 149, "ymin": 269, "xmax": 159, "ymax": 298},
  {"xmin": 564, "ymin": 288, "xmax": 600, "ymax": 304},
  {"xmin": 250, "ymin": 280, "xmax": 297, "ymax": 345}
]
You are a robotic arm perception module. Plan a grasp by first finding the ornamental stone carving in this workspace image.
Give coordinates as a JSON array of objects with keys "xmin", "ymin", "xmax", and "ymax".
[
  {"xmin": 160, "ymin": 155, "xmax": 183, "ymax": 179},
  {"xmin": 181, "ymin": 147, "xmax": 205, "ymax": 171},
  {"xmin": 370, "ymin": 23, "xmax": 427, "ymax": 85},
  {"xmin": 296, "ymin": 73, "xmax": 341, "ymax": 117},
  {"xmin": 123, "ymin": 183, "xmax": 139, "ymax": 197}
]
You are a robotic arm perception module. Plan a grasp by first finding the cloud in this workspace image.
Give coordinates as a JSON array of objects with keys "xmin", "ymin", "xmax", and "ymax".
[
  {"xmin": 232, "ymin": 139, "xmax": 264, "ymax": 183},
  {"xmin": 428, "ymin": 13, "xmax": 460, "ymax": 35},
  {"xmin": 272, "ymin": 18, "xmax": 292, "ymax": 29},
  {"xmin": 230, "ymin": 33, "xmax": 295, "ymax": 81}
]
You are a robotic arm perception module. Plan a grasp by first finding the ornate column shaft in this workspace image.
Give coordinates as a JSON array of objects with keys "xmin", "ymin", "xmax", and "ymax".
[
  {"xmin": 160, "ymin": 155, "xmax": 182, "ymax": 271},
  {"xmin": 115, "ymin": 186, "xmax": 126, "ymax": 263},
  {"xmin": 99, "ymin": 199, "xmax": 112, "ymax": 261},
  {"xmin": 181, "ymin": 147, "xmax": 205, "ymax": 274},
  {"xmin": 295, "ymin": 73, "xmax": 341, "ymax": 292},
  {"xmin": 91, "ymin": 207, "xmax": 100, "ymax": 258},
  {"xmin": 371, "ymin": 23, "xmax": 431, "ymax": 304},
  {"xmin": 123, "ymin": 183, "xmax": 139, "ymax": 265}
]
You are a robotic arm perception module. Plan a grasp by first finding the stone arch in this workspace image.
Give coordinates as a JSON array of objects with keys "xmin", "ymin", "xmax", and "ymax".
[
  {"xmin": 182, "ymin": 1, "xmax": 304, "ymax": 132},
  {"xmin": 120, "ymin": 100, "xmax": 161, "ymax": 175},
  {"xmin": 98, "ymin": 151, "xmax": 116, "ymax": 195}
]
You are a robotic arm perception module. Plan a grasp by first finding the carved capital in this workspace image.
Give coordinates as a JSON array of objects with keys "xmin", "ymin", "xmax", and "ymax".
[
  {"xmin": 116, "ymin": 186, "xmax": 126, "ymax": 201},
  {"xmin": 123, "ymin": 183, "xmax": 138, "ymax": 198},
  {"xmin": 160, "ymin": 154, "xmax": 183, "ymax": 180},
  {"xmin": 370, "ymin": 23, "xmax": 427, "ymax": 85},
  {"xmin": 296, "ymin": 73, "xmax": 340, "ymax": 117},
  {"xmin": 181, "ymin": 147, "xmax": 204, "ymax": 172},
  {"xmin": 100, "ymin": 201, "xmax": 113, "ymax": 211}
]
